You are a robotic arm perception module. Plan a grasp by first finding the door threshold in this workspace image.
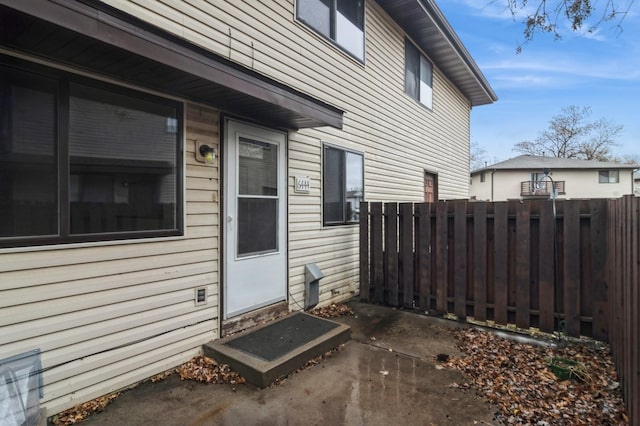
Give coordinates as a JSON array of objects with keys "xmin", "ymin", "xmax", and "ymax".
[{"xmin": 222, "ymin": 301, "xmax": 289, "ymax": 337}]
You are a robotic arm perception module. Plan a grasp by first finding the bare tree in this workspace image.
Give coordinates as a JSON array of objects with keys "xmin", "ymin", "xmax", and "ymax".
[
  {"xmin": 499, "ymin": 0, "xmax": 635, "ymax": 51},
  {"xmin": 513, "ymin": 105, "xmax": 623, "ymax": 160},
  {"xmin": 470, "ymin": 140, "xmax": 487, "ymax": 171}
]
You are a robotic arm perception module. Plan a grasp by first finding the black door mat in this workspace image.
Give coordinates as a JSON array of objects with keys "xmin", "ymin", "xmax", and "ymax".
[
  {"xmin": 203, "ymin": 312, "xmax": 350, "ymax": 388},
  {"xmin": 225, "ymin": 312, "xmax": 340, "ymax": 361}
]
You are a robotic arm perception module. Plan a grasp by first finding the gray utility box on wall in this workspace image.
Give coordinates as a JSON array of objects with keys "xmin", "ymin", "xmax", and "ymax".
[{"xmin": 304, "ymin": 263, "xmax": 324, "ymax": 309}]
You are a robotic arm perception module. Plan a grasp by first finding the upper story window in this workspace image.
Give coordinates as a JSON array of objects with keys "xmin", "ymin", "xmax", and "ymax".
[
  {"xmin": 599, "ymin": 170, "xmax": 619, "ymax": 183},
  {"xmin": 0, "ymin": 57, "xmax": 183, "ymax": 248},
  {"xmin": 405, "ymin": 39, "xmax": 433, "ymax": 109},
  {"xmin": 297, "ymin": 0, "xmax": 365, "ymax": 61},
  {"xmin": 323, "ymin": 144, "xmax": 364, "ymax": 225}
]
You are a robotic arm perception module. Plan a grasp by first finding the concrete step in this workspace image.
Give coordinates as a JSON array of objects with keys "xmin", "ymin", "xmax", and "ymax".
[{"xmin": 203, "ymin": 312, "xmax": 350, "ymax": 388}]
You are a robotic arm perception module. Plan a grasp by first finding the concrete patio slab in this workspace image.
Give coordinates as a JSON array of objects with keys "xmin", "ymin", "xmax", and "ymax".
[{"xmin": 80, "ymin": 302, "xmax": 498, "ymax": 426}]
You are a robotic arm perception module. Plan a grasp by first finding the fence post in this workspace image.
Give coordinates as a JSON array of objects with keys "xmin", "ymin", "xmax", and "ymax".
[
  {"xmin": 359, "ymin": 201, "xmax": 370, "ymax": 302},
  {"xmin": 435, "ymin": 201, "xmax": 448, "ymax": 314},
  {"xmin": 370, "ymin": 202, "xmax": 384, "ymax": 304}
]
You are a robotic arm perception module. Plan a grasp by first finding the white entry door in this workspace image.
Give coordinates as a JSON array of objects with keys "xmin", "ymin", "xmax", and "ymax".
[{"xmin": 223, "ymin": 119, "xmax": 287, "ymax": 319}]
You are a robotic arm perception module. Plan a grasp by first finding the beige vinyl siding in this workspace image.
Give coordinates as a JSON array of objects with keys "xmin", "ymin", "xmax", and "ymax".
[
  {"xmin": 91, "ymin": 0, "xmax": 472, "ymax": 307},
  {"xmin": 0, "ymin": 103, "xmax": 220, "ymax": 415},
  {"xmin": 1, "ymin": 0, "xmax": 478, "ymax": 415},
  {"xmin": 100, "ymin": 0, "xmax": 472, "ymax": 196}
]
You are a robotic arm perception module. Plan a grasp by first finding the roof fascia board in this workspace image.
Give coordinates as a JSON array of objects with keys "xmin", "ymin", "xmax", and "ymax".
[{"xmin": 0, "ymin": 0, "xmax": 343, "ymax": 129}]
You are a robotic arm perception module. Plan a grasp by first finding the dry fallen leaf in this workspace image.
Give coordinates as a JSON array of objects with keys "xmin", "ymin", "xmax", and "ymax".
[
  {"xmin": 310, "ymin": 303, "xmax": 354, "ymax": 318},
  {"xmin": 444, "ymin": 329, "xmax": 628, "ymax": 425}
]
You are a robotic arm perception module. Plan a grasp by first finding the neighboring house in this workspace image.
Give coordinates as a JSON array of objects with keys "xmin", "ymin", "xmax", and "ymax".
[
  {"xmin": 470, "ymin": 155, "xmax": 638, "ymax": 201},
  {"xmin": 0, "ymin": 0, "xmax": 496, "ymax": 418},
  {"xmin": 635, "ymin": 171, "xmax": 640, "ymax": 196}
]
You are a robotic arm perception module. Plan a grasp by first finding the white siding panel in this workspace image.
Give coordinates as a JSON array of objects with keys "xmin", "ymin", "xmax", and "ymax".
[{"xmin": 0, "ymin": 103, "xmax": 220, "ymax": 415}]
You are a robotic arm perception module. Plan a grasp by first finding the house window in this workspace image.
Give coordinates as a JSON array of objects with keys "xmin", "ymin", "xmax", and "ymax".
[
  {"xmin": 599, "ymin": 170, "xmax": 619, "ymax": 183},
  {"xmin": 323, "ymin": 144, "xmax": 363, "ymax": 225},
  {"xmin": 296, "ymin": 0, "xmax": 365, "ymax": 61},
  {"xmin": 405, "ymin": 39, "xmax": 433, "ymax": 109},
  {"xmin": 0, "ymin": 59, "xmax": 182, "ymax": 247},
  {"xmin": 480, "ymin": 172, "xmax": 486, "ymax": 182}
]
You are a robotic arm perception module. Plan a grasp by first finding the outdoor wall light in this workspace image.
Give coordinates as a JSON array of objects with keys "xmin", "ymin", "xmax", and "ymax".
[{"xmin": 195, "ymin": 141, "xmax": 216, "ymax": 165}]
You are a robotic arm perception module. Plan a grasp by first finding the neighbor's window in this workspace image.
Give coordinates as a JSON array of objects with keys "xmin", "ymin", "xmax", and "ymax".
[
  {"xmin": 405, "ymin": 39, "xmax": 433, "ymax": 109},
  {"xmin": 297, "ymin": 0, "xmax": 365, "ymax": 61},
  {"xmin": 323, "ymin": 144, "xmax": 363, "ymax": 225},
  {"xmin": 480, "ymin": 172, "xmax": 486, "ymax": 182},
  {"xmin": 0, "ymin": 59, "xmax": 182, "ymax": 247},
  {"xmin": 599, "ymin": 170, "xmax": 619, "ymax": 183}
]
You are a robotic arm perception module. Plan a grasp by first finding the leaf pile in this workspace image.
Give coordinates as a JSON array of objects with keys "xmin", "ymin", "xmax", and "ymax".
[
  {"xmin": 310, "ymin": 303, "xmax": 354, "ymax": 318},
  {"xmin": 51, "ymin": 392, "xmax": 120, "ymax": 425},
  {"xmin": 445, "ymin": 329, "xmax": 628, "ymax": 425},
  {"xmin": 176, "ymin": 355, "xmax": 246, "ymax": 384}
]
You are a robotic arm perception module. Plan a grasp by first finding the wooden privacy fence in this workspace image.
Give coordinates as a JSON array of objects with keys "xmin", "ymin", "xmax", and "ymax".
[
  {"xmin": 359, "ymin": 196, "xmax": 639, "ymax": 424},
  {"xmin": 607, "ymin": 196, "xmax": 639, "ymax": 426},
  {"xmin": 359, "ymin": 198, "xmax": 609, "ymax": 339}
]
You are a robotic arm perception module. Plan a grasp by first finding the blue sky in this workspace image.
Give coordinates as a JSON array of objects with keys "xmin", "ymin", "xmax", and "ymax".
[{"xmin": 437, "ymin": 0, "xmax": 640, "ymax": 166}]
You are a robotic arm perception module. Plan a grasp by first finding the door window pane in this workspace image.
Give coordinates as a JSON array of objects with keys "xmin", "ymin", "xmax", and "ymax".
[
  {"xmin": 69, "ymin": 83, "xmax": 178, "ymax": 234},
  {"xmin": 238, "ymin": 138, "xmax": 278, "ymax": 196},
  {"xmin": 238, "ymin": 198, "xmax": 278, "ymax": 256},
  {"xmin": 0, "ymin": 68, "xmax": 57, "ymax": 238}
]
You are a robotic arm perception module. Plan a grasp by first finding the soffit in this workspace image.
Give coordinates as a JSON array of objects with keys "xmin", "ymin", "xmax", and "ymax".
[
  {"xmin": 0, "ymin": 0, "xmax": 343, "ymax": 130},
  {"xmin": 376, "ymin": 0, "xmax": 497, "ymax": 106}
]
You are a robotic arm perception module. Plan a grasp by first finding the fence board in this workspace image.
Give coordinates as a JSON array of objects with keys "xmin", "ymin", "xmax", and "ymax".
[
  {"xmin": 538, "ymin": 200, "xmax": 555, "ymax": 333},
  {"xmin": 563, "ymin": 200, "xmax": 581, "ymax": 337},
  {"xmin": 359, "ymin": 201, "xmax": 370, "ymax": 302},
  {"xmin": 590, "ymin": 199, "xmax": 608, "ymax": 341},
  {"xmin": 415, "ymin": 203, "xmax": 431, "ymax": 311},
  {"xmin": 435, "ymin": 201, "xmax": 448, "ymax": 313},
  {"xmin": 493, "ymin": 202, "xmax": 508, "ymax": 326},
  {"xmin": 454, "ymin": 201, "xmax": 467, "ymax": 318},
  {"xmin": 400, "ymin": 203, "xmax": 414, "ymax": 309},
  {"xmin": 516, "ymin": 202, "xmax": 530, "ymax": 329},
  {"xmin": 360, "ymin": 197, "xmax": 637, "ymax": 422},
  {"xmin": 370, "ymin": 202, "xmax": 384, "ymax": 305},
  {"xmin": 473, "ymin": 202, "xmax": 487, "ymax": 321},
  {"xmin": 384, "ymin": 203, "xmax": 398, "ymax": 306}
]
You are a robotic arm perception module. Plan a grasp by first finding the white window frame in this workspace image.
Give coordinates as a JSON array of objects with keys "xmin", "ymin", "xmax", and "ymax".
[
  {"xmin": 598, "ymin": 170, "xmax": 620, "ymax": 183},
  {"xmin": 322, "ymin": 143, "xmax": 364, "ymax": 226},
  {"xmin": 296, "ymin": 0, "xmax": 365, "ymax": 62},
  {"xmin": 404, "ymin": 39, "xmax": 433, "ymax": 109}
]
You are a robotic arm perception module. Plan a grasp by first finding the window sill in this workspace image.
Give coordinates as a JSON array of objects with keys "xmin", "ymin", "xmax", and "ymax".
[{"xmin": 0, "ymin": 234, "xmax": 186, "ymax": 254}]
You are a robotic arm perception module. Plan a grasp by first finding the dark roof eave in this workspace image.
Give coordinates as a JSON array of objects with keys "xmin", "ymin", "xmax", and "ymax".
[
  {"xmin": 376, "ymin": 0, "xmax": 497, "ymax": 106},
  {"xmin": 0, "ymin": 0, "xmax": 343, "ymax": 130}
]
